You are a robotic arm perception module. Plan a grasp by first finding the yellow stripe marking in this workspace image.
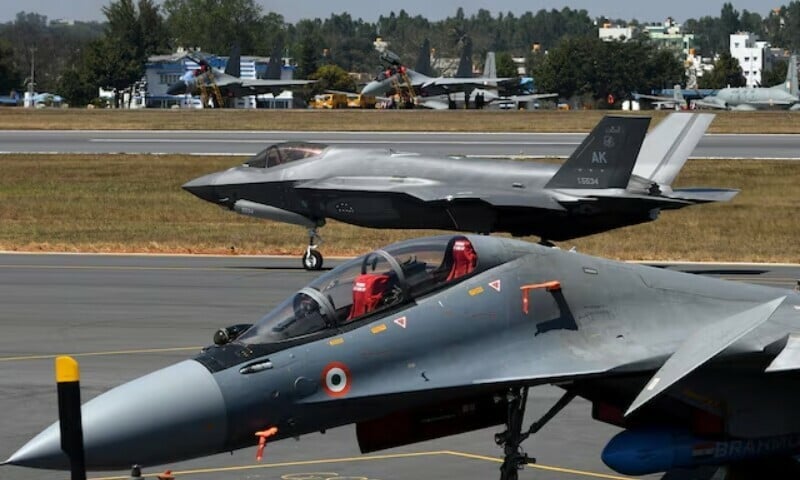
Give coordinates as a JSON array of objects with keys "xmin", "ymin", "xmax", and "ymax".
[
  {"xmin": 443, "ymin": 451, "xmax": 634, "ymax": 479},
  {"xmin": 328, "ymin": 338, "xmax": 344, "ymax": 346},
  {"xmin": 370, "ymin": 324, "xmax": 387, "ymax": 334},
  {"xmin": 0, "ymin": 346, "xmax": 201, "ymax": 362},
  {"xmin": 468, "ymin": 286, "xmax": 484, "ymax": 296},
  {"xmin": 86, "ymin": 450, "xmax": 633, "ymax": 480},
  {"xmin": 55, "ymin": 356, "xmax": 80, "ymax": 383}
]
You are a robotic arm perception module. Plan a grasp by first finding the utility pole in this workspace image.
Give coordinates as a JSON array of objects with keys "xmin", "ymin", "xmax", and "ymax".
[{"xmin": 27, "ymin": 47, "xmax": 36, "ymax": 108}]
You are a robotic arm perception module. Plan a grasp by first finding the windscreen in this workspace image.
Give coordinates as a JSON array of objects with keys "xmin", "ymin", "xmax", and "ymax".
[{"xmin": 244, "ymin": 142, "xmax": 327, "ymax": 169}]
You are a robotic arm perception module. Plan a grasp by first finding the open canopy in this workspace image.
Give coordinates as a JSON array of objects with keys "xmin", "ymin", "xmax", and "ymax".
[{"xmin": 237, "ymin": 235, "xmax": 485, "ymax": 345}]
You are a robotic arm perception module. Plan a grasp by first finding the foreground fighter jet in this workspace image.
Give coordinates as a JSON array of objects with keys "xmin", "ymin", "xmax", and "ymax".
[
  {"xmin": 7, "ymin": 234, "xmax": 800, "ymax": 479},
  {"xmin": 183, "ymin": 113, "xmax": 737, "ymax": 269}
]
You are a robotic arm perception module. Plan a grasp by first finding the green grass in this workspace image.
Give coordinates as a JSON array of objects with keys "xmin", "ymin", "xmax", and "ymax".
[
  {"xmin": 1, "ymin": 109, "xmax": 799, "ymax": 133},
  {"xmin": 0, "ymin": 154, "xmax": 798, "ymax": 263}
]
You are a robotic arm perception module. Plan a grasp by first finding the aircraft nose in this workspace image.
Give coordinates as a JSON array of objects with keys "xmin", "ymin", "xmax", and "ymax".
[
  {"xmin": 361, "ymin": 81, "xmax": 383, "ymax": 96},
  {"xmin": 6, "ymin": 360, "xmax": 227, "ymax": 470},
  {"xmin": 182, "ymin": 172, "xmax": 222, "ymax": 204},
  {"xmin": 167, "ymin": 81, "xmax": 186, "ymax": 96}
]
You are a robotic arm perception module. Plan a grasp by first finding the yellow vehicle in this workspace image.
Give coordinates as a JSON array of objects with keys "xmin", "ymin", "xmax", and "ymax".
[
  {"xmin": 347, "ymin": 94, "xmax": 377, "ymax": 109},
  {"xmin": 311, "ymin": 93, "xmax": 348, "ymax": 109}
]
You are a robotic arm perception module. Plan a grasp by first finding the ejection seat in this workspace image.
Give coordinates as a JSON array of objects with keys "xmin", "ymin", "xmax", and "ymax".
[
  {"xmin": 446, "ymin": 239, "xmax": 477, "ymax": 281},
  {"xmin": 347, "ymin": 273, "xmax": 391, "ymax": 320}
]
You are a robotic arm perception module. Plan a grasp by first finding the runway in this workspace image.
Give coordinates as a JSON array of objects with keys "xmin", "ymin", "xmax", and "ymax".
[
  {"xmin": 1, "ymin": 253, "xmax": 798, "ymax": 480},
  {"xmin": 1, "ymin": 130, "xmax": 799, "ymax": 159}
]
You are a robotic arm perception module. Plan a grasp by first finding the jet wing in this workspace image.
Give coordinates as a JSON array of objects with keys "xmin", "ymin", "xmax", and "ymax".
[
  {"xmin": 238, "ymin": 79, "xmax": 316, "ymax": 94},
  {"xmin": 625, "ymin": 296, "xmax": 786, "ymax": 416},
  {"xmin": 295, "ymin": 176, "xmax": 568, "ymax": 210}
]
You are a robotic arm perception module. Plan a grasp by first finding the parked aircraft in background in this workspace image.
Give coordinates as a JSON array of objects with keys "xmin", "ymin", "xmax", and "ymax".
[
  {"xmin": 166, "ymin": 45, "xmax": 315, "ymax": 107},
  {"xmin": 695, "ymin": 55, "xmax": 798, "ymax": 110},
  {"xmin": 8, "ymin": 233, "xmax": 800, "ymax": 479},
  {"xmin": 182, "ymin": 113, "xmax": 737, "ymax": 269},
  {"xmin": 635, "ymin": 84, "xmax": 687, "ymax": 110},
  {"xmin": 361, "ymin": 48, "xmax": 555, "ymax": 109}
]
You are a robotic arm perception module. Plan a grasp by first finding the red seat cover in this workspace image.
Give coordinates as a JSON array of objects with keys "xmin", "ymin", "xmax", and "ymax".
[
  {"xmin": 348, "ymin": 273, "xmax": 390, "ymax": 320},
  {"xmin": 446, "ymin": 240, "xmax": 477, "ymax": 281}
]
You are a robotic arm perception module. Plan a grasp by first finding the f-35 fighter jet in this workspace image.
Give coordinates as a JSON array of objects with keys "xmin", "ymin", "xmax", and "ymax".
[
  {"xmin": 183, "ymin": 113, "xmax": 737, "ymax": 269},
  {"xmin": 7, "ymin": 234, "xmax": 800, "ymax": 479}
]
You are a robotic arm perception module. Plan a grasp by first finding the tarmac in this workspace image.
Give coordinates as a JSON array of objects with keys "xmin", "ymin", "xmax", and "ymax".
[
  {"xmin": 1, "ymin": 130, "xmax": 799, "ymax": 159},
  {"xmin": 2, "ymin": 253, "xmax": 797, "ymax": 480}
]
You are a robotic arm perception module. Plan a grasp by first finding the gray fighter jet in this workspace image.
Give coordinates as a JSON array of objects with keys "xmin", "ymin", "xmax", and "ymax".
[
  {"xmin": 166, "ymin": 45, "xmax": 315, "ymax": 106},
  {"xmin": 7, "ymin": 234, "xmax": 800, "ymax": 479},
  {"xmin": 182, "ymin": 113, "xmax": 737, "ymax": 269}
]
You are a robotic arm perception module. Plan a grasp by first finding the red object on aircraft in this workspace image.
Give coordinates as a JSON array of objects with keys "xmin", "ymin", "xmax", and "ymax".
[
  {"xmin": 348, "ymin": 274, "xmax": 390, "ymax": 319},
  {"xmin": 447, "ymin": 240, "xmax": 477, "ymax": 281}
]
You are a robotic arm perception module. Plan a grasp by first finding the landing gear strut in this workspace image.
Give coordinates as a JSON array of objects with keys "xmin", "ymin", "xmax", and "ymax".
[
  {"xmin": 301, "ymin": 228, "xmax": 323, "ymax": 271},
  {"xmin": 495, "ymin": 388, "xmax": 576, "ymax": 480}
]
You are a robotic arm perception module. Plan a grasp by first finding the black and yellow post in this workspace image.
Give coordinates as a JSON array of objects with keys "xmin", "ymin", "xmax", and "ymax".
[{"xmin": 56, "ymin": 356, "xmax": 86, "ymax": 480}]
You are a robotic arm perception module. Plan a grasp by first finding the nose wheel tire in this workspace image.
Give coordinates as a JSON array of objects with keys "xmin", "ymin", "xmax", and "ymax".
[{"xmin": 302, "ymin": 250, "xmax": 323, "ymax": 270}]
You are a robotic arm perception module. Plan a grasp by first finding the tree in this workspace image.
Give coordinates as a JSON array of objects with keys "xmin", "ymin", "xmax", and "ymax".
[
  {"xmin": 761, "ymin": 59, "xmax": 788, "ymax": 87},
  {"xmin": 0, "ymin": 39, "xmax": 21, "ymax": 93},
  {"xmin": 495, "ymin": 52, "xmax": 518, "ymax": 77},
  {"xmin": 309, "ymin": 64, "xmax": 356, "ymax": 95},
  {"xmin": 163, "ymin": 0, "xmax": 269, "ymax": 54},
  {"xmin": 534, "ymin": 36, "xmax": 683, "ymax": 107},
  {"xmin": 699, "ymin": 52, "xmax": 746, "ymax": 88}
]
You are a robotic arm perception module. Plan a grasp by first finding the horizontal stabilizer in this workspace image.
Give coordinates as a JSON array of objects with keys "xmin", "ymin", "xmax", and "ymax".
[
  {"xmin": 667, "ymin": 188, "xmax": 739, "ymax": 203},
  {"xmin": 625, "ymin": 296, "xmax": 786, "ymax": 417},
  {"xmin": 766, "ymin": 333, "xmax": 800, "ymax": 372}
]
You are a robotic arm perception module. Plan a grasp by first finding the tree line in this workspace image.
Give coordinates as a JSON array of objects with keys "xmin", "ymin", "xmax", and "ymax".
[{"xmin": 0, "ymin": 1, "xmax": 798, "ymax": 106}]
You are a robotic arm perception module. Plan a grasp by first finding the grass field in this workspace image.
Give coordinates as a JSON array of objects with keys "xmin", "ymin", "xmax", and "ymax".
[
  {"xmin": 0, "ymin": 154, "xmax": 797, "ymax": 263},
  {"xmin": 1, "ymin": 108, "xmax": 800, "ymax": 133}
]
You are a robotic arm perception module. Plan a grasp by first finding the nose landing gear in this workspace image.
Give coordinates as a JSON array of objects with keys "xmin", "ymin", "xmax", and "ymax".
[{"xmin": 301, "ymin": 228, "xmax": 324, "ymax": 270}]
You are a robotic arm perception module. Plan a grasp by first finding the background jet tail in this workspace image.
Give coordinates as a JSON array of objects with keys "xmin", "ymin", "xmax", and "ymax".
[
  {"xmin": 266, "ymin": 42, "xmax": 283, "ymax": 80},
  {"xmin": 545, "ymin": 116, "xmax": 650, "ymax": 189},
  {"xmin": 483, "ymin": 52, "xmax": 497, "ymax": 79},
  {"xmin": 630, "ymin": 113, "xmax": 714, "ymax": 187},
  {"xmin": 787, "ymin": 55, "xmax": 798, "ymax": 97},
  {"xmin": 225, "ymin": 44, "xmax": 241, "ymax": 78}
]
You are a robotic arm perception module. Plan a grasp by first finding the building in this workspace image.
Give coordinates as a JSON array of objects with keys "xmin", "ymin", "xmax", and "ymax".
[
  {"xmin": 643, "ymin": 18, "xmax": 694, "ymax": 57},
  {"xmin": 729, "ymin": 32, "xmax": 771, "ymax": 87},
  {"xmin": 598, "ymin": 24, "xmax": 636, "ymax": 42}
]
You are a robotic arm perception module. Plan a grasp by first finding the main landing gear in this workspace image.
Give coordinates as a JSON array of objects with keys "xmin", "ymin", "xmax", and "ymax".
[
  {"xmin": 495, "ymin": 387, "xmax": 576, "ymax": 480},
  {"xmin": 301, "ymin": 228, "xmax": 324, "ymax": 271}
]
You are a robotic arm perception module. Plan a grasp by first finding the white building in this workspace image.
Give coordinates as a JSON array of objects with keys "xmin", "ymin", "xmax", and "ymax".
[
  {"xmin": 599, "ymin": 25, "xmax": 636, "ymax": 42},
  {"xmin": 729, "ymin": 32, "xmax": 771, "ymax": 87}
]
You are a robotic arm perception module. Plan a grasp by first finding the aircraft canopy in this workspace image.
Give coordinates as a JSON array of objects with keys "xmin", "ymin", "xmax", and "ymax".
[
  {"xmin": 237, "ymin": 235, "xmax": 483, "ymax": 345},
  {"xmin": 244, "ymin": 142, "xmax": 327, "ymax": 168}
]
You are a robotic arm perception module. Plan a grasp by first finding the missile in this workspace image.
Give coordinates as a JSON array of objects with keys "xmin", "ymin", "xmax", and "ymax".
[{"xmin": 602, "ymin": 428, "xmax": 800, "ymax": 475}]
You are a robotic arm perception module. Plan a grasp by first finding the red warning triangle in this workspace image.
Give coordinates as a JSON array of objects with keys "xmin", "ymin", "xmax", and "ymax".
[
  {"xmin": 394, "ymin": 316, "xmax": 407, "ymax": 329},
  {"xmin": 489, "ymin": 280, "xmax": 501, "ymax": 292}
]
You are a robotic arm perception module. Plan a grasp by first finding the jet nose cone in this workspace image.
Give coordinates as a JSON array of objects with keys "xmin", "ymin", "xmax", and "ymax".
[
  {"xmin": 7, "ymin": 360, "xmax": 227, "ymax": 470},
  {"xmin": 361, "ymin": 81, "xmax": 383, "ymax": 97},
  {"xmin": 166, "ymin": 81, "xmax": 186, "ymax": 96},
  {"xmin": 182, "ymin": 172, "xmax": 222, "ymax": 204}
]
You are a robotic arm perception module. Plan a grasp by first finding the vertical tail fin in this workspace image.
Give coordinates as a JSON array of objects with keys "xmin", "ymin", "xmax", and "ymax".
[
  {"xmin": 483, "ymin": 52, "xmax": 497, "ymax": 78},
  {"xmin": 631, "ymin": 113, "xmax": 714, "ymax": 186},
  {"xmin": 456, "ymin": 39, "xmax": 473, "ymax": 78},
  {"xmin": 414, "ymin": 38, "xmax": 435, "ymax": 77},
  {"xmin": 266, "ymin": 42, "xmax": 283, "ymax": 80},
  {"xmin": 787, "ymin": 55, "xmax": 798, "ymax": 97},
  {"xmin": 225, "ymin": 44, "xmax": 241, "ymax": 78},
  {"xmin": 545, "ymin": 116, "xmax": 650, "ymax": 189}
]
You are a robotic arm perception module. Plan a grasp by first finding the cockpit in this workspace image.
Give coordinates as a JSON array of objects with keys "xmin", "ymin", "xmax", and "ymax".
[
  {"xmin": 236, "ymin": 235, "xmax": 484, "ymax": 346},
  {"xmin": 244, "ymin": 142, "xmax": 328, "ymax": 169}
]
